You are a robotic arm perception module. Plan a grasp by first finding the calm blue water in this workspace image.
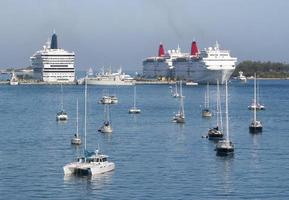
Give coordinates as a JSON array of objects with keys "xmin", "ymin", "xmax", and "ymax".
[{"xmin": 0, "ymin": 80, "xmax": 288, "ymax": 199}]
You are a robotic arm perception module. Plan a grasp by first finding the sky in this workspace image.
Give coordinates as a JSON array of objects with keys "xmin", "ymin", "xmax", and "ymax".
[{"xmin": 0, "ymin": 0, "xmax": 289, "ymax": 72}]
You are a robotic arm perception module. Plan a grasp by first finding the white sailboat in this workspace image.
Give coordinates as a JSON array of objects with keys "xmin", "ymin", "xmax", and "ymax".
[
  {"xmin": 249, "ymin": 73, "xmax": 263, "ymax": 133},
  {"xmin": 63, "ymin": 77, "xmax": 115, "ymax": 176},
  {"xmin": 56, "ymin": 84, "xmax": 68, "ymax": 121},
  {"xmin": 208, "ymin": 80, "xmax": 223, "ymax": 140},
  {"xmin": 98, "ymin": 104, "xmax": 113, "ymax": 133},
  {"xmin": 172, "ymin": 82, "xmax": 180, "ymax": 98},
  {"xmin": 129, "ymin": 85, "xmax": 141, "ymax": 114},
  {"xmin": 71, "ymin": 99, "xmax": 81, "ymax": 145},
  {"xmin": 9, "ymin": 71, "xmax": 19, "ymax": 85},
  {"xmin": 172, "ymin": 81, "xmax": 185, "ymax": 123},
  {"xmin": 202, "ymin": 82, "xmax": 212, "ymax": 117},
  {"xmin": 215, "ymin": 80, "xmax": 234, "ymax": 155},
  {"xmin": 248, "ymin": 75, "xmax": 265, "ymax": 110}
]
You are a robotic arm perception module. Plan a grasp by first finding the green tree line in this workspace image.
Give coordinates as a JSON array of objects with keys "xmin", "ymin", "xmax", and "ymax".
[{"xmin": 233, "ymin": 61, "xmax": 289, "ymax": 78}]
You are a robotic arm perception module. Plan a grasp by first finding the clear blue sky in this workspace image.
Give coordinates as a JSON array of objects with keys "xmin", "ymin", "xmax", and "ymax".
[{"xmin": 0, "ymin": 0, "xmax": 288, "ymax": 72}]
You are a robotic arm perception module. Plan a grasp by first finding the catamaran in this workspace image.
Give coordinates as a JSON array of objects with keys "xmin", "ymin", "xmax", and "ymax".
[{"xmin": 63, "ymin": 77, "xmax": 115, "ymax": 176}]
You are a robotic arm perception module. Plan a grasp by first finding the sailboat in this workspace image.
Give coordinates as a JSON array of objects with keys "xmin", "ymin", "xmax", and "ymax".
[
  {"xmin": 9, "ymin": 71, "xmax": 19, "ymax": 85},
  {"xmin": 71, "ymin": 99, "xmax": 81, "ymax": 145},
  {"xmin": 129, "ymin": 85, "xmax": 141, "ymax": 114},
  {"xmin": 202, "ymin": 82, "xmax": 212, "ymax": 117},
  {"xmin": 249, "ymin": 73, "xmax": 263, "ymax": 133},
  {"xmin": 63, "ymin": 77, "xmax": 115, "ymax": 176},
  {"xmin": 56, "ymin": 84, "xmax": 68, "ymax": 121},
  {"xmin": 172, "ymin": 81, "xmax": 185, "ymax": 123},
  {"xmin": 248, "ymin": 75, "xmax": 265, "ymax": 110},
  {"xmin": 98, "ymin": 104, "xmax": 113, "ymax": 133},
  {"xmin": 208, "ymin": 80, "xmax": 223, "ymax": 140},
  {"xmin": 215, "ymin": 80, "xmax": 234, "ymax": 155}
]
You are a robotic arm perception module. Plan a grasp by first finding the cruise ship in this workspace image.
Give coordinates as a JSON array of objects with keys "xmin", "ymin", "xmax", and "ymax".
[
  {"xmin": 143, "ymin": 41, "xmax": 237, "ymax": 84},
  {"xmin": 30, "ymin": 32, "xmax": 75, "ymax": 83}
]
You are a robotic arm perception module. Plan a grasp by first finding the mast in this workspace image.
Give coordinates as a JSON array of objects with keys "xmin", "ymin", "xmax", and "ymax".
[
  {"xmin": 84, "ymin": 76, "xmax": 87, "ymax": 150},
  {"xmin": 225, "ymin": 80, "xmax": 229, "ymax": 141},
  {"xmin": 180, "ymin": 80, "xmax": 185, "ymax": 117},
  {"xmin": 254, "ymin": 73, "xmax": 257, "ymax": 123},
  {"xmin": 133, "ymin": 85, "xmax": 136, "ymax": 108},
  {"xmin": 76, "ymin": 99, "xmax": 79, "ymax": 137},
  {"xmin": 216, "ymin": 80, "xmax": 219, "ymax": 127},
  {"xmin": 61, "ymin": 84, "xmax": 64, "ymax": 110},
  {"xmin": 207, "ymin": 82, "xmax": 210, "ymax": 109},
  {"xmin": 218, "ymin": 81, "xmax": 223, "ymax": 132}
]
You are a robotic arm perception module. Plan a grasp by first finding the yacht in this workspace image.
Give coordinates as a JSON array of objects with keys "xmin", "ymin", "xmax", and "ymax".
[
  {"xmin": 237, "ymin": 71, "xmax": 247, "ymax": 83},
  {"xmin": 98, "ymin": 95, "xmax": 118, "ymax": 104},
  {"xmin": 71, "ymin": 99, "xmax": 81, "ymax": 145},
  {"xmin": 208, "ymin": 80, "xmax": 223, "ymax": 140},
  {"xmin": 129, "ymin": 86, "xmax": 141, "ymax": 114},
  {"xmin": 215, "ymin": 81, "xmax": 234, "ymax": 155},
  {"xmin": 98, "ymin": 105, "xmax": 113, "ymax": 133},
  {"xmin": 63, "ymin": 77, "xmax": 115, "ymax": 176},
  {"xmin": 202, "ymin": 83, "xmax": 212, "ymax": 117},
  {"xmin": 172, "ymin": 81, "xmax": 185, "ymax": 123},
  {"xmin": 249, "ymin": 74, "xmax": 263, "ymax": 133},
  {"xmin": 56, "ymin": 84, "xmax": 68, "ymax": 121},
  {"xmin": 9, "ymin": 71, "xmax": 19, "ymax": 85}
]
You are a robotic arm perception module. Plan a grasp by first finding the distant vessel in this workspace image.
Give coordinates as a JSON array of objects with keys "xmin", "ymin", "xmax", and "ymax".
[
  {"xmin": 81, "ymin": 68, "xmax": 135, "ymax": 86},
  {"xmin": 71, "ymin": 99, "xmax": 81, "ymax": 145},
  {"xmin": 248, "ymin": 75, "xmax": 265, "ymax": 110},
  {"xmin": 56, "ymin": 84, "xmax": 68, "ymax": 121},
  {"xmin": 215, "ymin": 81, "xmax": 234, "ymax": 155},
  {"xmin": 9, "ymin": 71, "xmax": 19, "ymax": 85},
  {"xmin": 98, "ymin": 105, "xmax": 113, "ymax": 133},
  {"xmin": 31, "ymin": 32, "xmax": 75, "ymax": 83},
  {"xmin": 172, "ymin": 81, "xmax": 185, "ymax": 123},
  {"xmin": 129, "ymin": 86, "xmax": 141, "ymax": 114},
  {"xmin": 202, "ymin": 83, "xmax": 212, "ymax": 117},
  {"xmin": 237, "ymin": 71, "xmax": 247, "ymax": 83},
  {"xmin": 63, "ymin": 77, "xmax": 115, "ymax": 176},
  {"xmin": 249, "ymin": 74, "xmax": 263, "ymax": 133},
  {"xmin": 143, "ymin": 41, "xmax": 237, "ymax": 84},
  {"xmin": 208, "ymin": 80, "xmax": 223, "ymax": 140},
  {"xmin": 185, "ymin": 81, "xmax": 198, "ymax": 86},
  {"xmin": 171, "ymin": 82, "xmax": 180, "ymax": 98}
]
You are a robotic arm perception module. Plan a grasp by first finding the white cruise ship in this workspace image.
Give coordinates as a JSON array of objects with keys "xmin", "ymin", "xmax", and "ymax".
[
  {"xmin": 30, "ymin": 32, "xmax": 75, "ymax": 83},
  {"xmin": 143, "ymin": 41, "xmax": 237, "ymax": 84}
]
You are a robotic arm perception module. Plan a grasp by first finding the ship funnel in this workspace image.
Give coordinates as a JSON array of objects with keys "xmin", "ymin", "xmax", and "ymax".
[
  {"xmin": 158, "ymin": 43, "xmax": 165, "ymax": 57},
  {"xmin": 50, "ymin": 33, "xmax": 58, "ymax": 49},
  {"xmin": 191, "ymin": 41, "xmax": 198, "ymax": 56}
]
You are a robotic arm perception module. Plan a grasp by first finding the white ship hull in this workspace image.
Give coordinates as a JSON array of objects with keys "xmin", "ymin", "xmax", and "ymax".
[{"xmin": 85, "ymin": 78, "xmax": 135, "ymax": 86}]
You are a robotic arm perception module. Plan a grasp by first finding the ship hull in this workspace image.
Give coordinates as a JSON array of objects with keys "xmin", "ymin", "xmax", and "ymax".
[{"xmin": 85, "ymin": 78, "xmax": 135, "ymax": 86}]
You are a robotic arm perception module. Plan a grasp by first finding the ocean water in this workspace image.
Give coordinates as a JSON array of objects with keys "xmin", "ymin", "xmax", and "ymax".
[{"xmin": 0, "ymin": 80, "xmax": 288, "ymax": 199}]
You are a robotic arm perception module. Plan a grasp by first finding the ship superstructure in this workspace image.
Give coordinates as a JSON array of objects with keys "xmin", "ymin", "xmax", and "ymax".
[
  {"xmin": 143, "ymin": 41, "xmax": 237, "ymax": 84},
  {"xmin": 30, "ymin": 32, "xmax": 75, "ymax": 83}
]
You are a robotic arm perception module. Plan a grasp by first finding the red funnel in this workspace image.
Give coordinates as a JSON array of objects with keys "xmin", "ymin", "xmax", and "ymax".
[
  {"xmin": 158, "ymin": 43, "xmax": 165, "ymax": 57},
  {"xmin": 191, "ymin": 41, "xmax": 198, "ymax": 56}
]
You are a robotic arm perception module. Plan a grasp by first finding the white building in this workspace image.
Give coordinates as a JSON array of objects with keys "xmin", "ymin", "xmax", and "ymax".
[{"xmin": 30, "ymin": 32, "xmax": 75, "ymax": 83}]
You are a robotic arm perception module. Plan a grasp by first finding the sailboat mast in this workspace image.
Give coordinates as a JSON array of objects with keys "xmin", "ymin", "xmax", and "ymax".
[
  {"xmin": 216, "ymin": 80, "xmax": 219, "ymax": 127},
  {"xmin": 84, "ymin": 77, "xmax": 87, "ymax": 150},
  {"xmin": 225, "ymin": 80, "xmax": 229, "ymax": 141},
  {"xmin": 133, "ymin": 86, "xmax": 136, "ymax": 108},
  {"xmin": 61, "ymin": 84, "xmax": 64, "ymax": 110},
  {"xmin": 180, "ymin": 81, "xmax": 185, "ymax": 117},
  {"xmin": 76, "ymin": 99, "xmax": 79, "ymax": 137},
  {"xmin": 207, "ymin": 82, "xmax": 210, "ymax": 109},
  {"xmin": 254, "ymin": 73, "xmax": 257, "ymax": 123}
]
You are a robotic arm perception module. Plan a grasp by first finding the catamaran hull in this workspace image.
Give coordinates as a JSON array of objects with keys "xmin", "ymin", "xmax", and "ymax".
[{"xmin": 63, "ymin": 162, "xmax": 115, "ymax": 176}]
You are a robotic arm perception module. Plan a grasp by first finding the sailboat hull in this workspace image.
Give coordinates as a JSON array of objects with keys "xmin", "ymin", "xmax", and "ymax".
[{"xmin": 249, "ymin": 126, "xmax": 263, "ymax": 133}]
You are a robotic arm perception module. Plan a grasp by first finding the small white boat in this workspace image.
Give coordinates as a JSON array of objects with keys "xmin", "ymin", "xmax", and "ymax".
[
  {"xmin": 172, "ymin": 81, "xmax": 185, "ymax": 123},
  {"xmin": 98, "ymin": 105, "xmax": 113, "ymax": 133},
  {"xmin": 237, "ymin": 71, "xmax": 247, "ymax": 83},
  {"xmin": 9, "ymin": 71, "xmax": 19, "ymax": 85},
  {"xmin": 98, "ymin": 95, "xmax": 118, "ymax": 104},
  {"xmin": 249, "ymin": 73, "xmax": 263, "ymax": 133},
  {"xmin": 64, "ymin": 77, "xmax": 115, "ymax": 176},
  {"xmin": 185, "ymin": 81, "xmax": 198, "ymax": 86},
  {"xmin": 129, "ymin": 86, "xmax": 141, "ymax": 114},
  {"xmin": 215, "ymin": 81, "xmax": 234, "ymax": 156},
  {"xmin": 56, "ymin": 84, "xmax": 68, "ymax": 121},
  {"xmin": 248, "ymin": 76, "xmax": 265, "ymax": 110},
  {"xmin": 202, "ymin": 82, "xmax": 212, "ymax": 117},
  {"xmin": 71, "ymin": 99, "xmax": 81, "ymax": 145}
]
